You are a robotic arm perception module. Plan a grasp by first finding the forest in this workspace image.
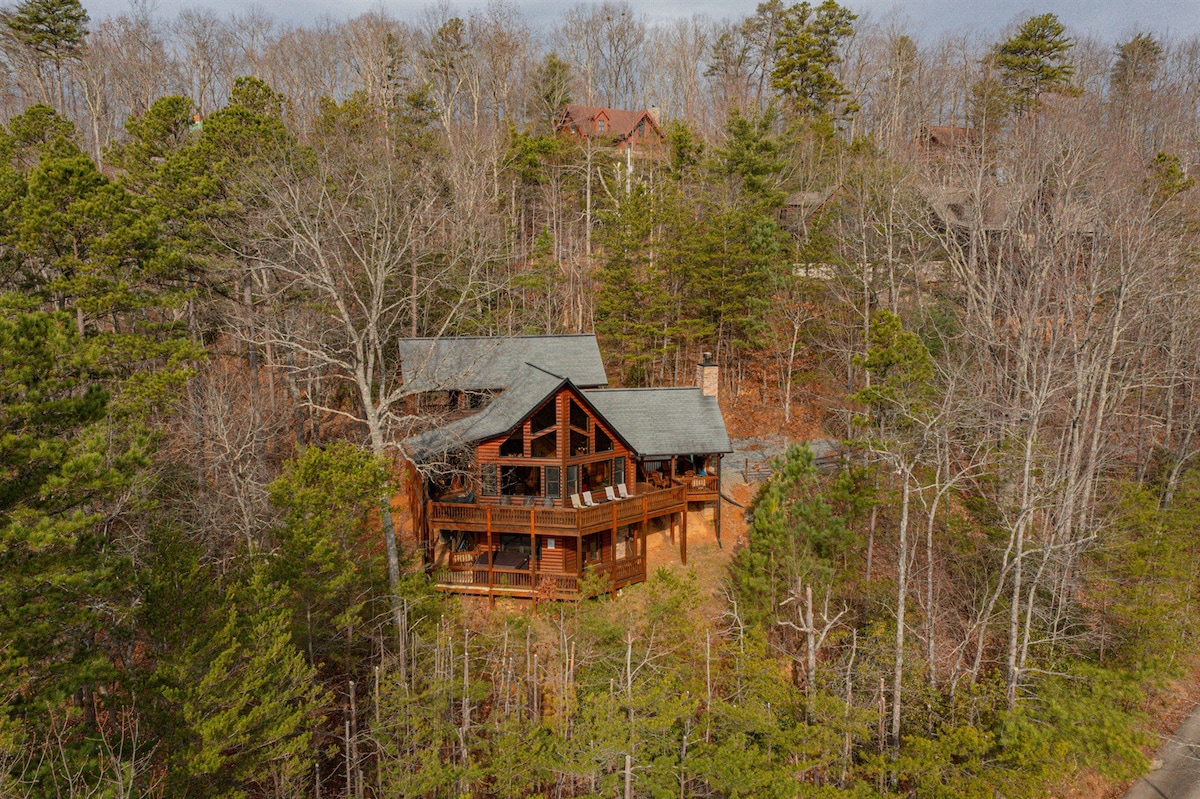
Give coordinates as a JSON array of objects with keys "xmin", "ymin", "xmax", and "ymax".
[{"xmin": 2, "ymin": 0, "xmax": 1200, "ymax": 796}]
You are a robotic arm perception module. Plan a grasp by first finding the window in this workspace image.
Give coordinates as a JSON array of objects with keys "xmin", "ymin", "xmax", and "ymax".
[
  {"xmin": 566, "ymin": 465, "xmax": 579, "ymax": 497},
  {"xmin": 569, "ymin": 398, "xmax": 590, "ymax": 455},
  {"xmin": 421, "ymin": 391, "xmax": 452, "ymax": 410},
  {"xmin": 500, "ymin": 465, "xmax": 541, "ymax": 496},
  {"xmin": 500, "ymin": 427, "xmax": 524, "ymax": 457},
  {"xmin": 465, "ymin": 391, "xmax": 492, "ymax": 410},
  {"xmin": 581, "ymin": 460, "xmax": 612, "ymax": 492},
  {"xmin": 531, "ymin": 430, "xmax": 557, "ymax": 458},
  {"xmin": 499, "ymin": 533, "xmax": 531, "ymax": 555},
  {"xmin": 569, "ymin": 399, "xmax": 589, "ymax": 430},
  {"xmin": 481, "ymin": 464, "xmax": 498, "ymax": 496},
  {"xmin": 595, "ymin": 427, "xmax": 613, "ymax": 453},
  {"xmin": 613, "ymin": 456, "xmax": 625, "ymax": 486},
  {"xmin": 530, "ymin": 400, "xmax": 556, "ymax": 433},
  {"xmin": 545, "ymin": 466, "xmax": 561, "ymax": 500},
  {"xmin": 598, "ymin": 119, "xmax": 606, "ymax": 132}
]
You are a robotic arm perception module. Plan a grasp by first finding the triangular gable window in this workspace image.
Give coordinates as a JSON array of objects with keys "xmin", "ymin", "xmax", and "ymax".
[{"xmin": 500, "ymin": 427, "xmax": 524, "ymax": 457}]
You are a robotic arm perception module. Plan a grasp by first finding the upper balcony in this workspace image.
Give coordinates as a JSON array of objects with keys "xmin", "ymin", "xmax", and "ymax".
[{"xmin": 428, "ymin": 481, "xmax": 689, "ymax": 537}]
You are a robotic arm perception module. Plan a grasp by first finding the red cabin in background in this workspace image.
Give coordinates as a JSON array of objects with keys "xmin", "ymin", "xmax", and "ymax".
[{"xmin": 555, "ymin": 104, "xmax": 666, "ymax": 151}]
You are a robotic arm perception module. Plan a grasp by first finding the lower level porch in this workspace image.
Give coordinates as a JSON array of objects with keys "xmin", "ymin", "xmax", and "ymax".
[{"xmin": 432, "ymin": 550, "xmax": 648, "ymax": 599}]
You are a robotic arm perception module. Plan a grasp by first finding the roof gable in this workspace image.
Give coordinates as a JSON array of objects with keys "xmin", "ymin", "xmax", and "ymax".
[
  {"xmin": 405, "ymin": 363, "xmax": 567, "ymax": 462},
  {"xmin": 405, "ymin": 365, "xmax": 640, "ymax": 463}
]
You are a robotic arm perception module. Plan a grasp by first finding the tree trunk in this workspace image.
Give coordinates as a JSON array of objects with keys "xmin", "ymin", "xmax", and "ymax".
[{"xmin": 890, "ymin": 466, "xmax": 911, "ymax": 749}]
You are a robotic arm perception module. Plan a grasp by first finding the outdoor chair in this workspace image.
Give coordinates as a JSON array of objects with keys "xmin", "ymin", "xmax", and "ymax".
[
  {"xmin": 605, "ymin": 486, "xmax": 618, "ymax": 502},
  {"xmin": 617, "ymin": 483, "xmax": 630, "ymax": 499},
  {"xmin": 570, "ymin": 494, "xmax": 583, "ymax": 509},
  {"xmin": 582, "ymin": 491, "xmax": 598, "ymax": 507}
]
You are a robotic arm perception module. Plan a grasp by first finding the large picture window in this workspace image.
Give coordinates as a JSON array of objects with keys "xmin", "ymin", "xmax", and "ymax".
[
  {"xmin": 500, "ymin": 465, "xmax": 541, "ymax": 497},
  {"xmin": 500, "ymin": 427, "xmax": 524, "ymax": 457},
  {"xmin": 581, "ymin": 460, "xmax": 612, "ymax": 492}
]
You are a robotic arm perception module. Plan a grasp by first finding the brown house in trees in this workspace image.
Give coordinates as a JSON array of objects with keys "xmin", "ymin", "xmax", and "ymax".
[
  {"xmin": 918, "ymin": 124, "xmax": 978, "ymax": 155},
  {"xmin": 556, "ymin": 104, "xmax": 666, "ymax": 150},
  {"xmin": 401, "ymin": 335, "xmax": 730, "ymax": 600}
]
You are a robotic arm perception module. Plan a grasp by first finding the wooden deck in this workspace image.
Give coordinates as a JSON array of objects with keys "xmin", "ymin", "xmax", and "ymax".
[
  {"xmin": 428, "ymin": 483, "xmax": 688, "ymax": 537},
  {"xmin": 427, "ymin": 481, "xmax": 704, "ymax": 599}
]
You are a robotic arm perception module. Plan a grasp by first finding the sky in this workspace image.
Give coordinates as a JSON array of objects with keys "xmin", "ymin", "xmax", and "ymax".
[{"xmin": 83, "ymin": 0, "xmax": 1200, "ymax": 43}]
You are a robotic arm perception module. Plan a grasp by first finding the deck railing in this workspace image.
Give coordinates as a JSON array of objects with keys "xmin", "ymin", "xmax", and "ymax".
[
  {"xmin": 434, "ymin": 564, "xmax": 536, "ymax": 590},
  {"xmin": 434, "ymin": 555, "xmax": 644, "ymax": 598},
  {"xmin": 593, "ymin": 555, "xmax": 646, "ymax": 589},
  {"xmin": 678, "ymin": 474, "xmax": 719, "ymax": 494},
  {"xmin": 429, "ymin": 484, "xmax": 687, "ymax": 534},
  {"xmin": 536, "ymin": 573, "xmax": 579, "ymax": 595}
]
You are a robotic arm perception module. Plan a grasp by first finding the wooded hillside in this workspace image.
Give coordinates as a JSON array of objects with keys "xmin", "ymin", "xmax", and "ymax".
[{"xmin": 2, "ymin": 0, "xmax": 1200, "ymax": 797}]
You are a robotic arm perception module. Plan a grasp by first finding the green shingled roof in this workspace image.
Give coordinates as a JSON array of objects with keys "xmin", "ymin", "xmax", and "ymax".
[
  {"xmin": 398, "ymin": 334, "xmax": 608, "ymax": 393},
  {"xmin": 401, "ymin": 337, "xmax": 731, "ymax": 464},
  {"xmin": 404, "ymin": 363, "xmax": 568, "ymax": 463},
  {"xmin": 582, "ymin": 387, "xmax": 732, "ymax": 458}
]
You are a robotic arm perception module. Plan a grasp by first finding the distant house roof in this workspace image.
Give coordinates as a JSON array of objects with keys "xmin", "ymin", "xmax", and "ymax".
[
  {"xmin": 397, "ymin": 334, "xmax": 608, "ymax": 393},
  {"xmin": 405, "ymin": 362, "xmax": 569, "ymax": 463},
  {"xmin": 922, "ymin": 184, "xmax": 1098, "ymax": 235},
  {"xmin": 922, "ymin": 186, "xmax": 1013, "ymax": 231},
  {"xmin": 919, "ymin": 124, "xmax": 977, "ymax": 152},
  {"xmin": 556, "ymin": 104, "xmax": 665, "ymax": 148},
  {"xmin": 582, "ymin": 387, "xmax": 732, "ymax": 459}
]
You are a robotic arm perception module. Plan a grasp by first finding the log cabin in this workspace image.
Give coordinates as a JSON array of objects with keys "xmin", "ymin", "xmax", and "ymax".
[
  {"xmin": 400, "ymin": 335, "xmax": 730, "ymax": 600},
  {"xmin": 555, "ymin": 104, "xmax": 666, "ymax": 151}
]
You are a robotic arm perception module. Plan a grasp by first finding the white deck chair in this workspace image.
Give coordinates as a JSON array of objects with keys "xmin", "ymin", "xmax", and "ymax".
[
  {"xmin": 582, "ymin": 491, "xmax": 598, "ymax": 507},
  {"xmin": 570, "ymin": 494, "xmax": 584, "ymax": 509},
  {"xmin": 617, "ymin": 483, "xmax": 630, "ymax": 499},
  {"xmin": 605, "ymin": 486, "xmax": 618, "ymax": 502}
]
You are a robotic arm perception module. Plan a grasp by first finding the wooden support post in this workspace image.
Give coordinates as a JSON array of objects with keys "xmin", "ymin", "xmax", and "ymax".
[
  {"xmin": 681, "ymin": 505, "xmax": 688, "ymax": 566},
  {"xmin": 486, "ymin": 506, "xmax": 494, "ymax": 604},
  {"xmin": 530, "ymin": 507, "xmax": 537, "ymax": 601},
  {"xmin": 641, "ymin": 497, "xmax": 649, "ymax": 558},
  {"xmin": 640, "ymin": 521, "xmax": 647, "ymax": 582},
  {"xmin": 715, "ymin": 454, "xmax": 723, "ymax": 549},
  {"xmin": 611, "ymin": 501, "xmax": 619, "ymax": 597}
]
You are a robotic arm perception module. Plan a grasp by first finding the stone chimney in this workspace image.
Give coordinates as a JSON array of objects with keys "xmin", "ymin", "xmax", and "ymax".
[
  {"xmin": 648, "ymin": 105, "xmax": 661, "ymax": 125},
  {"xmin": 697, "ymin": 352, "xmax": 718, "ymax": 399}
]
